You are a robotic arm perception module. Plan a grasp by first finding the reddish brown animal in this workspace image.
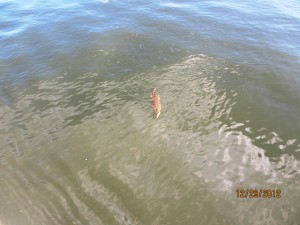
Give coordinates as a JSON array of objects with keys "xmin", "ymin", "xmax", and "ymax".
[{"xmin": 150, "ymin": 87, "xmax": 162, "ymax": 119}]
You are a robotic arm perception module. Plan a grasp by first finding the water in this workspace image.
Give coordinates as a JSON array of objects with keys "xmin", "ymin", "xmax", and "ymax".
[{"xmin": 0, "ymin": 0, "xmax": 300, "ymax": 224}]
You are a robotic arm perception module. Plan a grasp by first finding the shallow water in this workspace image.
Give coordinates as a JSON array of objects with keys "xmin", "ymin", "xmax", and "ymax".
[{"xmin": 0, "ymin": 1, "xmax": 300, "ymax": 225}]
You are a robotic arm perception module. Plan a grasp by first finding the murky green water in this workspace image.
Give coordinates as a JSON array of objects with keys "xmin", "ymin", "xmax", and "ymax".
[
  {"xmin": 1, "ymin": 55, "xmax": 300, "ymax": 224},
  {"xmin": 1, "ymin": 0, "xmax": 300, "ymax": 224}
]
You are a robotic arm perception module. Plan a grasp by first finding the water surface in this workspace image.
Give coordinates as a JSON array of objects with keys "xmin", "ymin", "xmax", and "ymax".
[{"xmin": 0, "ymin": 0, "xmax": 300, "ymax": 225}]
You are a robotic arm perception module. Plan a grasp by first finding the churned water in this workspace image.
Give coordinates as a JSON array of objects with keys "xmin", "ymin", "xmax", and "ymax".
[{"xmin": 0, "ymin": 0, "xmax": 300, "ymax": 224}]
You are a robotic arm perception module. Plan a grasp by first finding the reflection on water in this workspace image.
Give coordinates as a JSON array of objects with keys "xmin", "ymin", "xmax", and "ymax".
[{"xmin": 0, "ymin": 55, "xmax": 299, "ymax": 225}]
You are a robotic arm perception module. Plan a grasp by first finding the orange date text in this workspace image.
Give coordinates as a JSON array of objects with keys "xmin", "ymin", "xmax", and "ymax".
[{"xmin": 236, "ymin": 189, "xmax": 281, "ymax": 198}]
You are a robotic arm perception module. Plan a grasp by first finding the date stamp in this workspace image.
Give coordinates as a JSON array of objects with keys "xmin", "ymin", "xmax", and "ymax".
[{"xmin": 236, "ymin": 189, "xmax": 281, "ymax": 198}]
